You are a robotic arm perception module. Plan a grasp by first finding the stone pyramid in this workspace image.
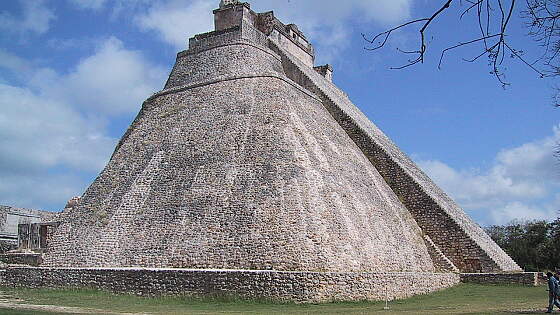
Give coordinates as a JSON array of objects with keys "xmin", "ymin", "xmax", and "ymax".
[{"xmin": 43, "ymin": 2, "xmax": 521, "ymax": 275}]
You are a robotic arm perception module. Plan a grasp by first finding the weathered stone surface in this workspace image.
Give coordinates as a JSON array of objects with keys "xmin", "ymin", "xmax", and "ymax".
[
  {"xmin": 268, "ymin": 37, "xmax": 521, "ymax": 273},
  {"xmin": 43, "ymin": 34, "xmax": 434, "ymax": 272},
  {"xmin": 0, "ymin": 267, "xmax": 460, "ymax": 303},
  {"xmin": 0, "ymin": 253, "xmax": 43, "ymax": 266},
  {"xmin": 460, "ymin": 272, "xmax": 542, "ymax": 286},
  {"xmin": 27, "ymin": 1, "xmax": 521, "ymax": 302}
]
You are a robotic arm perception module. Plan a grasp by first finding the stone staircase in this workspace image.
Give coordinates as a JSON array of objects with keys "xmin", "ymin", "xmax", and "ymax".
[
  {"xmin": 268, "ymin": 37, "xmax": 522, "ymax": 273},
  {"xmin": 423, "ymin": 234, "xmax": 459, "ymax": 272}
]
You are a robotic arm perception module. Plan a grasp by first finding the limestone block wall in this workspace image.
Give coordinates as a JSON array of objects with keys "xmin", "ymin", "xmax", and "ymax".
[
  {"xmin": 460, "ymin": 273, "xmax": 540, "ymax": 286},
  {"xmin": 188, "ymin": 19, "xmax": 269, "ymax": 55},
  {"xmin": 43, "ymin": 73, "xmax": 435, "ymax": 272},
  {"xmin": 211, "ymin": 4, "xmax": 314, "ymax": 68},
  {"xmin": 267, "ymin": 28, "xmax": 313, "ymax": 67},
  {"xmin": 213, "ymin": 2, "xmax": 256, "ymax": 33},
  {"xmin": 0, "ymin": 207, "xmax": 6, "ymax": 232},
  {"xmin": 269, "ymin": 40, "xmax": 521, "ymax": 273},
  {"xmin": 423, "ymin": 235, "xmax": 458, "ymax": 272},
  {"xmin": 252, "ymin": 10, "xmax": 314, "ymax": 67},
  {"xmin": 166, "ymin": 37, "xmax": 283, "ymax": 90},
  {"xmin": 41, "ymin": 10, "xmax": 517, "ymax": 276},
  {"xmin": 42, "ymin": 21, "xmax": 438, "ymax": 272},
  {"xmin": 0, "ymin": 267, "xmax": 460, "ymax": 303}
]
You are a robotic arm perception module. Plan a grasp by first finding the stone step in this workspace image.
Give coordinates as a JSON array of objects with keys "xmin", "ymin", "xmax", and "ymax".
[{"xmin": 423, "ymin": 235, "xmax": 459, "ymax": 273}]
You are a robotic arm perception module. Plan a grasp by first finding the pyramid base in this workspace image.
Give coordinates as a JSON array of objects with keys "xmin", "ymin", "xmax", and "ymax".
[
  {"xmin": 0, "ymin": 252, "xmax": 42, "ymax": 266},
  {"xmin": 0, "ymin": 267, "xmax": 459, "ymax": 303},
  {"xmin": 459, "ymin": 272, "xmax": 544, "ymax": 286}
]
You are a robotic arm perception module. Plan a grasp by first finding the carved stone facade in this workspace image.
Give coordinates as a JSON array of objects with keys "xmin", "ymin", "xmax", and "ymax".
[
  {"xmin": 17, "ymin": 222, "xmax": 60, "ymax": 251},
  {"xmin": 0, "ymin": 206, "xmax": 57, "ymax": 253}
]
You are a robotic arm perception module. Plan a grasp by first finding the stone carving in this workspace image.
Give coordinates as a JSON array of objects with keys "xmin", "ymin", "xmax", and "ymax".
[{"xmin": 0, "ymin": 205, "xmax": 57, "ymax": 253}]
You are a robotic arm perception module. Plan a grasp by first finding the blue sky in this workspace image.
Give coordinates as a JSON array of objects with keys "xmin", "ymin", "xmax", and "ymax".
[{"xmin": 0, "ymin": 0, "xmax": 558, "ymax": 226}]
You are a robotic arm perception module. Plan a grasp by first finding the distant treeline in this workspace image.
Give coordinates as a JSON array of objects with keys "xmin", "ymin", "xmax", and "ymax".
[{"xmin": 485, "ymin": 219, "xmax": 560, "ymax": 272}]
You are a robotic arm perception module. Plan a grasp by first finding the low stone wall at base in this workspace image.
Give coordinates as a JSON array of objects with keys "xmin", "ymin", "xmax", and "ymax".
[
  {"xmin": 460, "ymin": 272, "xmax": 543, "ymax": 286},
  {"xmin": 0, "ymin": 253, "xmax": 42, "ymax": 266},
  {"xmin": 0, "ymin": 267, "xmax": 459, "ymax": 303}
]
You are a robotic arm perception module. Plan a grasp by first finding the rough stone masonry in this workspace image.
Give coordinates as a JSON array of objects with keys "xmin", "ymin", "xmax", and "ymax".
[{"xmin": 1, "ymin": 1, "xmax": 524, "ymax": 302}]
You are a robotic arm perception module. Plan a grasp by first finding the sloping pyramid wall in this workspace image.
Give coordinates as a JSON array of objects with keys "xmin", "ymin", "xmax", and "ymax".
[
  {"xmin": 267, "ymin": 39, "xmax": 521, "ymax": 273},
  {"xmin": 42, "ymin": 22, "xmax": 437, "ymax": 273}
]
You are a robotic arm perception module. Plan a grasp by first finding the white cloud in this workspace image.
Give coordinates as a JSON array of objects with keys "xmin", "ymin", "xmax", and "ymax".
[
  {"xmin": 0, "ymin": 83, "xmax": 115, "ymax": 210},
  {"xmin": 0, "ymin": 37, "xmax": 166, "ymax": 210},
  {"xmin": 255, "ymin": 0, "xmax": 412, "ymax": 28},
  {"xmin": 495, "ymin": 128, "xmax": 560, "ymax": 181},
  {"xmin": 135, "ymin": 0, "xmax": 215, "ymax": 49},
  {"xmin": 0, "ymin": 169, "xmax": 92, "ymax": 211},
  {"xmin": 31, "ymin": 37, "xmax": 167, "ymax": 116},
  {"xmin": 128, "ymin": 0, "xmax": 412, "ymax": 62},
  {"xmin": 419, "ymin": 159, "xmax": 548, "ymax": 207},
  {"xmin": 67, "ymin": 0, "xmax": 107, "ymax": 10},
  {"xmin": 0, "ymin": 84, "xmax": 115, "ymax": 173},
  {"xmin": 253, "ymin": 0, "xmax": 413, "ymax": 63},
  {"xmin": 0, "ymin": 0, "xmax": 56, "ymax": 36},
  {"xmin": 0, "ymin": 50, "xmax": 30, "ymax": 74},
  {"xmin": 417, "ymin": 125, "xmax": 560, "ymax": 225},
  {"xmin": 490, "ymin": 201, "xmax": 557, "ymax": 225}
]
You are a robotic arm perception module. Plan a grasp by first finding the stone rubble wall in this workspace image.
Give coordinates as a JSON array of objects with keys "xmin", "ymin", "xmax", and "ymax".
[
  {"xmin": 0, "ymin": 267, "xmax": 459, "ymax": 303},
  {"xmin": 0, "ymin": 253, "xmax": 42, "ymax": 266},
  {"xmin": 460, "ymin": 272, "xmax": 541, "ymax": 286},
  {"xmin": 268, "ymin": 39, "xmax": 521, "ymax": 273},
  {"xmin": 0, "ymin": 206, "xmax": 58, "ymax": 252}
]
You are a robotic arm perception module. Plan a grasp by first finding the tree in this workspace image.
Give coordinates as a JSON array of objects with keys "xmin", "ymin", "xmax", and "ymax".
[
  {"xmin": 538, "ymin": 218, "xmax": 560, "ymax": 269},
  {"xmin": 363, "ymin": 0, "xmax": 560, "ymax": 105},
  {"xmin": 485, "ymin": 220, "xmax": 553, "ymax": 271}
]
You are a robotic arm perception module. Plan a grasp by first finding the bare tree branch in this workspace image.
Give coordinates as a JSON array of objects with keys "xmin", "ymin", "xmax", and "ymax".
[
  {"xmin": 365, "ymin": 1, "xmax": 553, "ymax": 88},
  {"xmin": 438, "ymin": 34, "xmax": 502, "ymax": 69},
  {"xmin": 363, "ymin": 0, "xmax": 453, "ymax": 68},
  {"xmin": 362, "ymin": 19, "xmax": 429, "ymax": 51}
]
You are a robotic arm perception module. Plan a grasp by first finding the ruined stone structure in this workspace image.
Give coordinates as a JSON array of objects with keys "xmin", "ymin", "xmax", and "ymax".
[
  {"xmin": 1, "ymin": 1, "xmax": 523, "ymax": 302},
  {"xmin": 0, "ymin": 206, "xmax": 57, "ymax": 253},
  {"xmin": 0, "ymin": 205, "xmax": 59, "ymax": 266}
]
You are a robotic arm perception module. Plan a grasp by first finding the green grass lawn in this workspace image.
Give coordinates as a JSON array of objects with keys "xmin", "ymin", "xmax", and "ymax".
[
  {"xmin": 0, "ymin": 310, "xmax": 58, "ymax": 315},
  {"xmin": 0, "ymin": 283, "xmax": 551, "ymax": 314}
]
